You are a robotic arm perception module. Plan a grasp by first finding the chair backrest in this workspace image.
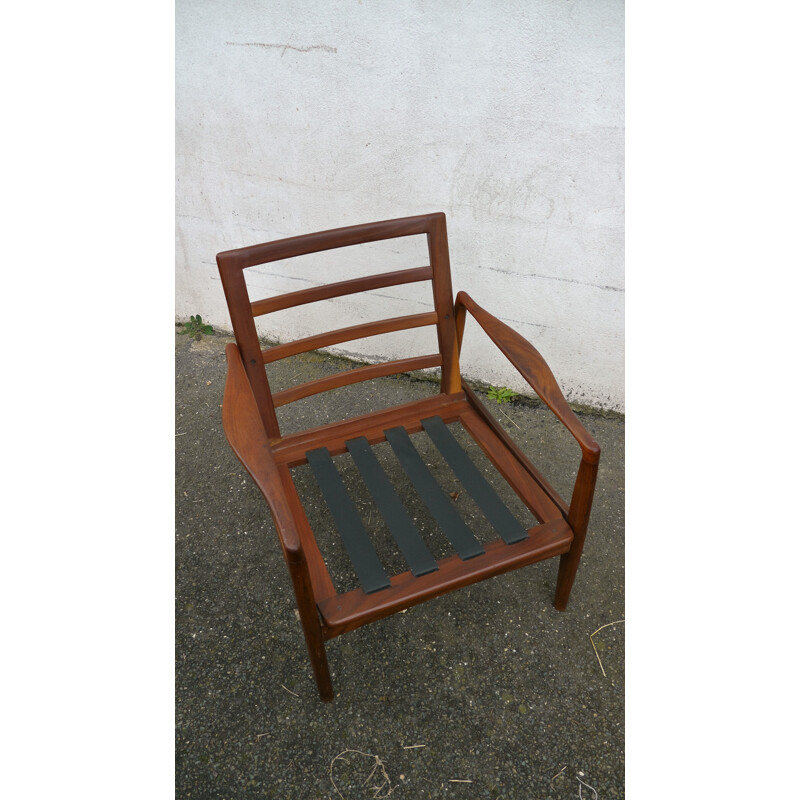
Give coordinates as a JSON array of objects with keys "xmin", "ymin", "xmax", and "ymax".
[{"xmin": 216, "ymin": 212, "xmax": 462, "ymax": 439}]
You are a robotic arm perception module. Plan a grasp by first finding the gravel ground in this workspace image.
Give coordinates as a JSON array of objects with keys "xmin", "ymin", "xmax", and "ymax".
[{"xmin": 175, "ymin": 330, "xmax": 625, "ymax": 799}]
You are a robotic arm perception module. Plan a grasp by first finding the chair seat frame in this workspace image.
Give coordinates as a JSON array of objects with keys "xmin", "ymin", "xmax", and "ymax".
[{"xmin": 217, "ymin": 212, "xmax": 599, "ymax": 701}]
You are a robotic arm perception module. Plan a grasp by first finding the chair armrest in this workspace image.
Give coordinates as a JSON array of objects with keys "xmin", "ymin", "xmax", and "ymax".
[
  {"xmin": 222, "ymin": 343, "xmax": 303, "ymax": 561},
  {"xmin": 455, "ymin": 291, "xmax": 600, "ymax": 465}
]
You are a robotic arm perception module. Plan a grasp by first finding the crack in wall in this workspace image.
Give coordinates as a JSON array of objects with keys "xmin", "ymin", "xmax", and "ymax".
[
  {"xmin": 498, "ymin": 317, "xmax": 551, "ymax": 331},
  {"xmin": 225, "ymin": 42, "xmax": 337, "ymax": 56},
  {"xmin": 481, "ymin": 265, "xmax": 623, "ymax": 293}
]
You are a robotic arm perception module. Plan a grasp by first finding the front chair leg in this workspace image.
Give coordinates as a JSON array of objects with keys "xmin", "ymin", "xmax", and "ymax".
[
  {"xmin": 554, "ymin": 546, "xmax": 584, "ymax": 611},
  {"xmin": 287, "ymin": 558, "xmax": 334, "ymax": 701},
  {"xmin": 553, "ymin": 456, "xmax": 598, "ymax": 611}
]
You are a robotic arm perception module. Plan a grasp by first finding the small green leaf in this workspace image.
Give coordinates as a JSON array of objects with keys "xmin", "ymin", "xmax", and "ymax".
[
  {"xmin": 488, "ymin": 385, "xmax": 518, "ymax": 404},
  {"xmin": 179, "ymin": 314, "xmax": 214, "ymax": 339}
]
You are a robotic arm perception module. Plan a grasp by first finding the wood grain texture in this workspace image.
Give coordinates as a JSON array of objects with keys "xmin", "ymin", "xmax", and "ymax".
[
  {"xmin": 455, "ymin": 291, "xmax": 600, "ymax": 463},
  {"xmin": 217, "ymin": 213, "xmax": 441, "ymax": 270},
  {"xmin": 221, "ymin": 343, "xmax": 301, "ymax": 557},
  {"xmin": 428, "ymin": 213, "xmax": 461, "ymax": 394},
  {"xmin": 318, "ymin": 519, "xmax": 572, "ymax": 638},
  {"xmin": 271, "ymin": 392, "xmax": 470, "ymax": 466},
  {"xmin": 217, "ymin": 262, "xmax": 281, "ymax": 437},
  {"xmin": 554, "ymin": 456, "xmax": 599, "ymax": 610},
  {"xmin": 275, "ymin": 462, "xmax": 336, "ymax": 601}
]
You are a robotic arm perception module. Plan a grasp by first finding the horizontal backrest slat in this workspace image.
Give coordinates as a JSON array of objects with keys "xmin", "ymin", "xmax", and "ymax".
[
  {"xmin": 262, "ymin": 312, "xmax": 438, "ymax": 364},
  {"xmin": 272, "ymin": 354, "xmax": 442, "ymax": 407},
  {"xmin": 217, "ymin": 213, "xmax": 439, "ymax": 272},
  {"xmin": 250, "ymin": 266, "xmax": 432, "ymax": 317}
]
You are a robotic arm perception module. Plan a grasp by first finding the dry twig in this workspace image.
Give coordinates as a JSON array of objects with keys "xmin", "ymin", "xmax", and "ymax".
[
  {"xmin": 329, "ymin": 750, "xmax": 394, "ymax": 799},
  {"xmin": 497, "ymin": 404, "xmax": 521, "ymax": 430},
  {"xmin": 590, "ymin": 618, "xmax": 625, "ymax": 678}
]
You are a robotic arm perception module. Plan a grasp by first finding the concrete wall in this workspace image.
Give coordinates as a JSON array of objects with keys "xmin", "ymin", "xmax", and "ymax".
[{"xmin": 176, "ymin": 0, "xmax": 624, "ymax": 411}]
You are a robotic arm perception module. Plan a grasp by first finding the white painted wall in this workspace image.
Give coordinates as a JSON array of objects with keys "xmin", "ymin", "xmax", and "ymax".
[{"xmin": 176, "ymin": 0, "xmax": 624, "ymax": 411}]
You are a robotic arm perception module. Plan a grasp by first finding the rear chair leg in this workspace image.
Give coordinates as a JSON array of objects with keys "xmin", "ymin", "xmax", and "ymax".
[{"xmin": 288, "ymin": 560, "xmax": 334, "ymax": 701}]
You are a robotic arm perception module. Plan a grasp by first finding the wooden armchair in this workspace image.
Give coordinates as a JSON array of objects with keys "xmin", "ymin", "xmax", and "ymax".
[{"xmin": 216, "ymin": 212, "xmax": 600, "ymax": 701}]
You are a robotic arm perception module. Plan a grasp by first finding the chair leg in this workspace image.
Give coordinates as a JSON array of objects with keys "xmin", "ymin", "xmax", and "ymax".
[
  {"xmin": 554, "ymin": 458, "xmax": 598, "ymax": 611},
  {"xmin": 288, "ymin": 560, "xmax": 334, "ymax": 702},
  {"xmin": 298, "ymin": 607, "xmax": 334, "ymax": 702},
  {"xmin": 553, "ymin": 548, "xmax": 582, "ymax": 611}
]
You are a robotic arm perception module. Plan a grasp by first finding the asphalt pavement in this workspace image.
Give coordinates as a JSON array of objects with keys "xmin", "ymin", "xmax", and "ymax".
[{"xmin": 175, "ymin": 329, "xmax": 624, "ymax": 799}]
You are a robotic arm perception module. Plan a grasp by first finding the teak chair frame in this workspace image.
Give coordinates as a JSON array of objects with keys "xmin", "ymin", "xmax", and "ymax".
[{"xmin": 217, "ymin": 212, "xmax": 600, "ymax": 701}]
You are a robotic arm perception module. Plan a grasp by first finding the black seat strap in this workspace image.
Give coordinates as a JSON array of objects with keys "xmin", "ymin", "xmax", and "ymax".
[
  {"xmin": 384, "ymin": 426, "xmax": 484, "ymax": 561},
  {"xmin": 306, "ymin": 447, "xmax": 391, "ymax": 594},
  {"xmin": 422, "ymin": 416, "xmax": 528, "ymax": 545},
  {"xmin": 346, "ymin": 436, "xmax": 439, "ymax": 577}
]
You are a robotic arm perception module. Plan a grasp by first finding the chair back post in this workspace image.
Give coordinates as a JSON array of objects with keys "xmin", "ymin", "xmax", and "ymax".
[
  {"xmin": 217, "ymin": 252, "xmax": 282, "ymax": 438},
  {"xmin": 427, "ymin": 213, "xmax": 462, "ymax": 395}
]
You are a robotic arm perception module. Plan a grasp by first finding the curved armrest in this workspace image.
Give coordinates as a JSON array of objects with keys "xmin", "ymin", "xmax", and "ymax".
[
  {"xmin": 455, "ymin": 291, "xmax": 600, "ymax": 465},
  {"xmin": 222, "ymin": 343, "xmax": 303, "ymax": 560}
]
